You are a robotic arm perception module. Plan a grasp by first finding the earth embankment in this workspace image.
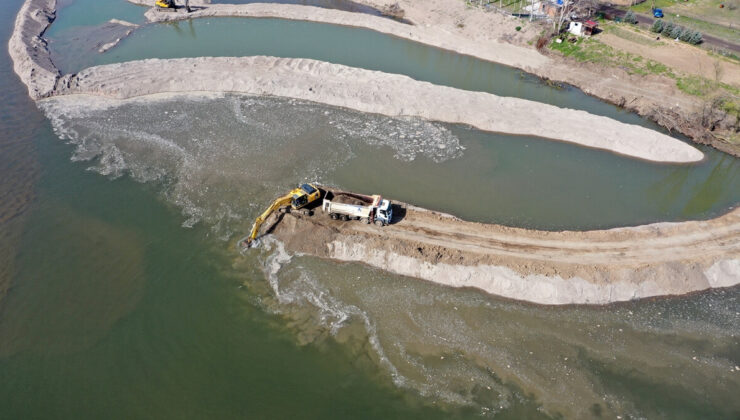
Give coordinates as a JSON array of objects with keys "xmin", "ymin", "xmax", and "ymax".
[
  {"xmin": 9, "ymin": 0, "xmax": 706, "ymax": 162},
  {"xmin": 8, "ymin": 0, "xmax": 58, "ymax": 99},
  {"xmin": 268, "ymin": 197, "xmax": 740, "ymax": 305}
]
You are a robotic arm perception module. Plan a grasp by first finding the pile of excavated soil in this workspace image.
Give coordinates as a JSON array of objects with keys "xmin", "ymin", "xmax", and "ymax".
[{"xmin": 263, "ymin": 189, "xmax": 740, "ymax": 305}]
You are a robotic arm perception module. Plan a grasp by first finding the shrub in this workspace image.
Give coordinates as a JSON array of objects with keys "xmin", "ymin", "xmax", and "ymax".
[
  {"xmin": 624, "ymin": 11, "xmax": 637, "ymax": 24},
  {"xmin": 676, "ymin": 75, "xmax": 716, "ymax": 96},
  {"xmin": 662, "ymin": 21, "xmax": 674, "ymax": 35},
  {"xmin": 651, "ymin": 19, "xmax": 664, "ymax": 32},
  {"xmin": 536, "ymin": 36, "xmax": 549, "ymax": 50},
  {"xmin": 690, "ymin": 31, "xmax": 703, "ymax": 44},
  {"xmin": 670, "ymin": 25, "xmax": 683, "ymax": 39},
  {"xmin": 516, "ymin": 26, "xmax": 522, "ymax": 31},
  {"xmin": 680, "ymin": 29, "xmax": 693, "ymax": 42}
]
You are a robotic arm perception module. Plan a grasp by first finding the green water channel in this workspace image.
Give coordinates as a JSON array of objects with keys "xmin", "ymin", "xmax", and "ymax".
[
  {"xmin": 47, "ymin": 0, "xmax": 147, "ymax": 36},
  {"xmin": 43, "ymin": 16, "xmax": 740, "ymax": 229},
  {"xmin": 1, "ymin": 3, "xmax": 483, "ymax": 417},
  {"xmin": 0, "ymin": 132, "xmax": 475, "ymax": 419},
  {"xmin": 49, "ymin": 16, "xmax": 645, "ymax": 124},
  {"xmin": 1, "ymin": 1, "xmax": 739, "ymax": 418},
  {"xmin": 40, "ymin": 93, "xmax": 740, "ymax": 230}
]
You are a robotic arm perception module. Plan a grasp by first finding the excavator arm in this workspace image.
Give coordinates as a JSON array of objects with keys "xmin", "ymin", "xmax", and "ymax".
[
  {"xmin": 246, "ymin": 193, "xmax": 294, "ymax": 245},
  {"xmin": 243, "ymin": 183, "xmax": 322, "ymax": 248}
]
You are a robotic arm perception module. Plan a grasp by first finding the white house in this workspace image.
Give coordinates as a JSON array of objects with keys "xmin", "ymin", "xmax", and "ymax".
[
  {"xmin": 568, "ymin": 20, "xmax": 598, "ymax": 36},
  {"xmin": 568, "ymin": 21, "xmax": 584, "ymax": 36}
]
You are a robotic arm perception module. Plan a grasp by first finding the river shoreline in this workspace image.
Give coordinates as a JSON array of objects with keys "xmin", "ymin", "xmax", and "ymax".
[
  {"xmin": 12, "ymin": 0, "xmax": 739, "ymax": 156},
  {"xmin": 131, "ymin": 0, "xmax": 740, "ymax": 157},
  {"xmin": 9, "ymin": 0, "xmax": 740, "ymax": 304},
  {"xmin": 8, "ymin": 0, "xmax": 704, "ymax": 162}
]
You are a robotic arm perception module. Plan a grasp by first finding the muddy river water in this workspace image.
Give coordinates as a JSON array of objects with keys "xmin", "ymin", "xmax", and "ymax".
[{"xmin": 1, "ymin": 0, "xmax": 739, "ymax": 418}]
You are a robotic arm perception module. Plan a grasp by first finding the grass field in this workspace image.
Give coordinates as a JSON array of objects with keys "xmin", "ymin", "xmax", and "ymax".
[
  {"xmin": 549, "ymin": 37, "xmax": 740, "ymax": 131},
  {"xmin": 549, "ymin": 37, "xmax": 675, "ymax": 76},
  {"xmin": 602, "ymin": 24, "xmax": 665, "ymax": 46}
]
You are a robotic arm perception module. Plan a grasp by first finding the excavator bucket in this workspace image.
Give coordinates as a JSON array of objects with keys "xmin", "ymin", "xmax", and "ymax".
[{"xmin": 238, "ymin": 235, "xmax": 258, "ymax": 252}]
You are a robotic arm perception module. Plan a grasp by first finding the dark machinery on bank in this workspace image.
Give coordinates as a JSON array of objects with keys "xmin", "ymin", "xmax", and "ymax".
[{"xmin": 155, "ymin": 0, "xmax": 191, "ymax": 13}]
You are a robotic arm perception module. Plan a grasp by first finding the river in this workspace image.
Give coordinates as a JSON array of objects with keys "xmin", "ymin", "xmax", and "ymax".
[{"xmin": 1, "ymin": 0, "xmax": 739, "ymax": 418}]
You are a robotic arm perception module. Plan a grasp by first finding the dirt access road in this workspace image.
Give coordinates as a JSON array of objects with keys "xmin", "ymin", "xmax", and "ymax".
[
  {"xmin": 261, "ymin": 190, "xmax": 740, "ymax": 305},
  {"xmin": 599, "ymin": 30, "xmax": 740, "ymax": 82},
  {"xmin": 597, "ymin": 4, "xmax": 740, "ymax": 53}
]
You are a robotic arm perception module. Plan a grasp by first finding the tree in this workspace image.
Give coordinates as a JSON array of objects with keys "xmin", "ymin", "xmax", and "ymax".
[
  {"xmin": 575, "ymin": 0, "xmax": 599, "ymax": 19},
  {"xmin": 670, "ymin": 25, "xmax": 683, "ymax": 39},
  {"xmin": 690, "ymin": 31, "xmax": 703, "ymax": 44},
  {"xmin": 680, "ymin": 28, "xmax": 693, "ymax": 42},
  {"xmin": 624, "ymin": 11, "xmax": 637, "ymax": 24},
  {"xmin": 662, "ymin": 21, "xmax": 674, "ymax": 35},
  {"xmin": 554, "ymin": 0, "xmax": 574, "ymax": 34},
  {"xmin": 651, "ymin": 19, "xmax": 664, "ymax": 32}
]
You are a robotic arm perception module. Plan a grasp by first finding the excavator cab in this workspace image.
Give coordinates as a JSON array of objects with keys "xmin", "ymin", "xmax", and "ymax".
[
  {"xmin": 292, "ymin": 194, "xmax": 309, "ymax": 208},
  {"xmin": 155, "ymin": 0, "xmax": 177, "ymax": 11},
  {"xmin": 293, "ymin": 183, "xmax": 320, "ymax": 209}
]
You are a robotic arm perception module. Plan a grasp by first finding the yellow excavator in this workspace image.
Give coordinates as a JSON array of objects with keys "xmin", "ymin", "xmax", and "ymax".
[
  {"xmin": 243, "ymin": 183, "xmax": 322, "ymax": 247},
  {"xmin": 155, "ymin": 0, "xmax": 176, "ymax": 10},
  {"xmin": 155, "ymin": 0, "xmax": 191, "ymax": 12}
]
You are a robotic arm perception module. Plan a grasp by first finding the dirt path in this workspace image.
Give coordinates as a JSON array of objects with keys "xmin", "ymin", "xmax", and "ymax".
[
  {"xmin": 599, "ymin": 31, "xmax": 740, "ymax": 84},
  {"xmin": 267, "ymin": 195, "xmax": 740, "ymax": 305}
]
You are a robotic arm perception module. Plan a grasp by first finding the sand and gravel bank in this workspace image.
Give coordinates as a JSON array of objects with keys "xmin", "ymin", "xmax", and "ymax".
[
  {"xmin": 52, "ymin": 56, "xmax": 704, "ymax": 162},
  {"xmin": 8, "ymin": 0, "xmax": 58, "ymax": 99}
]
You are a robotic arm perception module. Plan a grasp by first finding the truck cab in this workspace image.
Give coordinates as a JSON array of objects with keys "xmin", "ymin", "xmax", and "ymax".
[{"xmin": 375, "ymin": 199, "xmax": 393, "ymax": 225}]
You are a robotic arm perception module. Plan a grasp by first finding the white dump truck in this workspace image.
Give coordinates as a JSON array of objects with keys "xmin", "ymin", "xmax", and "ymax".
[{"xmin": 322, "ymin": 194, "xmax": 393, "ymax": 226}]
